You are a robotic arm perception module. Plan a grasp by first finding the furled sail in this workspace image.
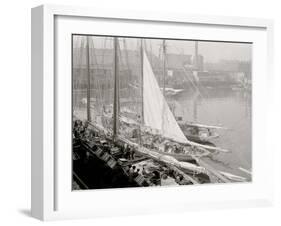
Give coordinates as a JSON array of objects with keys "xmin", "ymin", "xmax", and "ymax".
[{"xmin": 143, "ymin": 51, "xmax": 188, "ymax": 144}]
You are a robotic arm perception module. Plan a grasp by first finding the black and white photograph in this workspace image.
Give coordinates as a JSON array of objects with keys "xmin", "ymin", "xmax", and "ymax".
[
  {"xmin": 0, "ymin": 0, "xmax": 279, "ymax": 223},
  {"xmin": 72, "ymin": 35, "xmax": 252, "ymax": 190}
]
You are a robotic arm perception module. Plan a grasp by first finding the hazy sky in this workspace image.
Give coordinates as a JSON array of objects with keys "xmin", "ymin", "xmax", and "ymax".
[
  {"xmin": 166, "ymin": 40, "xmax": 252, "ymax": 63},
  {"xmin": 73, "ymin": 35, "xmax": 252, "ymax": 63}
]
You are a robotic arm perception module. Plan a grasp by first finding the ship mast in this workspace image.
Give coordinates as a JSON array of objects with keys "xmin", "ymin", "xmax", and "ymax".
[
  {"xmin": 139, "ymin": 39, "xmax": 144, "ymax": 145},
  {"xmin": 113, "ymin": 37, "xmax": 119, "ymax": 140},
  {"xmin": 86, "ymin": 36, "xmax": 91, "ymax": 122},
  {"xmin": 161, "ymin": 40, "xmax": 167, "ymax": 132},
  {"xmin": 194, "ymin": 40, "xmax": 198, "ymax": 70},
  {"xmin": 140, "ymin": 39, "xmax": 144, "ymax": 125},
  {"xmin": 193, "ymin": 40, "xmax": 199, "ymax": 121},
  {"xmin": 163, "ymin": 40, "xmax": 167, "ymax": 97}
]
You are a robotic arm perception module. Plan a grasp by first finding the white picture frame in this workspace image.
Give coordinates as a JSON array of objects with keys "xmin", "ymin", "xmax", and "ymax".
[{"xmin": 31, "ymin": 4, "xmax": 274, "ymax": 221}]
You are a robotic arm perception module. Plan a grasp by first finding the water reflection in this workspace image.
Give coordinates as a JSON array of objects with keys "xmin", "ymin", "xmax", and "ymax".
[{"xmin": 168, "ymin": 87, "xmax": 252, "ymax": 178}]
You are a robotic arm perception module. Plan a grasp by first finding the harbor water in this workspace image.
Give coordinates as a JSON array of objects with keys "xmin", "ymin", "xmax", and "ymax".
[{"xmin": 169, "ymin": 87, "xmax": 252, "ymax": 180}]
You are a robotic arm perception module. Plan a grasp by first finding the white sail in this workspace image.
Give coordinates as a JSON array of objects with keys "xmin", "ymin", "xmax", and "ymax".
[
  {"xmin": 143, "ymin": 51, "xmax": 188, "ymax": 144},
  {"xmin": 142, "ymin": 51, "xmax": 230, "ymax": 153}
]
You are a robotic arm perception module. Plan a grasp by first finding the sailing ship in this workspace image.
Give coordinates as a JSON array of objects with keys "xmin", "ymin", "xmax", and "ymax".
[
  {"xmin": 134, "ymin": 40, "xmax": 229, "ymax": 153},
  {"xmin": 72, "ymin": 36, "xmax": 247, "ymax": 189},
  {"xmin": 178, "ymin": 121, "xmax": 222, "ymax": 144}
]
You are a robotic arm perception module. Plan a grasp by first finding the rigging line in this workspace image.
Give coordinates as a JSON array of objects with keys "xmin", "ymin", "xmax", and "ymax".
[
  {"xmin": 120, "ymin": 38, "xmax": 138, "ymax": 118},
  {"xmin": 73, "ymin": 37, "xmax": 84, "ymax": 112},
  {"xmin": 143, "ymin": 39, "xmax": 149, "ymax": 60},
  {"xmin": 181, "ymin": 66, "xmax": 221, "ymax": 123},
  {"xmin": 161, "ymin": 42, "xmax": 179, "ymax": 113},
  {"xmin": 90, "ymin": 37, "xmax": 104, "ymax": 118},
  {"xmin": 116, "ymin": 39, "xmax": 121, "ymax": 117},
  {"xmin": 101, "ymin": 37, "xmax": 109, "ymax": 105},
  {"xmin": 113, "ymin": 37, "xmax": 122, "ymax": 139},
  {"xmin": 101, "ymin": 37, "xmax": 109, "ymax": 122},
  {"xmin": 161, "ymin": 40, "xmax": 166, "ymax": 134},
  {"xmin": 181, "ymin": 66, "xmax": 204, "ymax": 99},
  {"xmin": 150, "ymin": 40, "xmax": 154, "ymax": 67},
  {"xmin": 139, "ymin": 38, "xmax": 144, "ymax": 145},
  {"xmin": 122, "ymin": 38, "xmax": 134, "ymax": 106},
  {"xmin": 101, "ymin": 37, "xmax": 107, "ymax": 68},
  {"xmin": 79, "ymin": 39, "xmax": 86, "ymax": 93},
  {"xmin": 116, "ymin": 39, "xmax": 124, "ymax": 117},
  {"xmin": 140, "ymin": 39, "xmax": 145, "ymax": 121},
  {"xmin": 181, "ymin": 67, "xmax": 220, "ymax": 123},
  {"xmin": 86, "ymin": 36, "xmax": 91, "ymax": 122},
  {"xmin": 123, "ymin": 38, "xmax": 131, "ymax": 73},
  {"xmin": 88, "ymin": 37, "xmax": 96, "ymax": 119},
  {"xmin": 173, "ymin": 45, "xmax": 212, "ymax": 101},
  {"xmin": 165, "ymin": 43, "xmax": 223, "ymax": 128},
  {"xmin": 79, "ymin": 37, "xmax": 86, "ymax": 102}
]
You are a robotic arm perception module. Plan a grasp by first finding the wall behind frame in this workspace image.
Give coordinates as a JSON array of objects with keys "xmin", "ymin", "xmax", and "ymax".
[{"xmin": 0, "ymin": 0, "xmax": 280, "ymax": 226}]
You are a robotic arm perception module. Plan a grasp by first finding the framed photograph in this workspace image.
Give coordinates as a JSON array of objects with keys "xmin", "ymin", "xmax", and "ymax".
[{"xmin": 31, "ymin": 4, "xmax": 274, "ymax": 221}]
